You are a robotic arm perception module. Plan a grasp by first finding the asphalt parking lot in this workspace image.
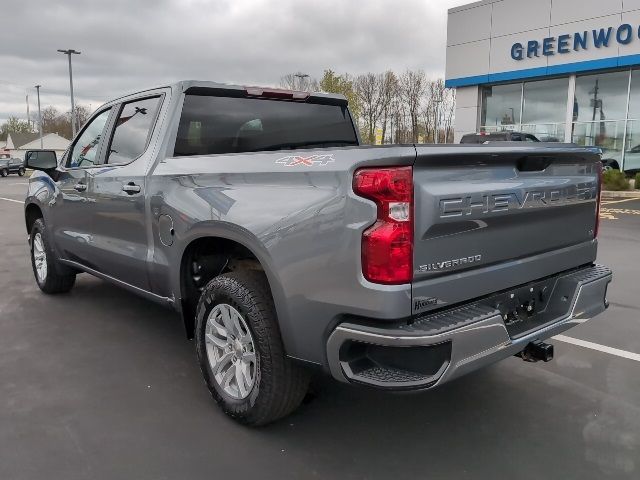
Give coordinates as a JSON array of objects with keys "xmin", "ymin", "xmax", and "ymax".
[{"xmin": 1, "ymin": 178, "xmax": 639, "ymax": 480}]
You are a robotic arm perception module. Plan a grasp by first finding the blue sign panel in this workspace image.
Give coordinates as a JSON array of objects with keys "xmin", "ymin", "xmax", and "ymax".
[{"xmin": 511, "ymin": 24, "xmax": 637, "ymax": 61}]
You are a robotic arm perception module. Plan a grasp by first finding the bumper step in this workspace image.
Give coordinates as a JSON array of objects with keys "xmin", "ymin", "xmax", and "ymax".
[{"xmin": 327, "ymin": 264, "xmax": 612, "ymax": 390}]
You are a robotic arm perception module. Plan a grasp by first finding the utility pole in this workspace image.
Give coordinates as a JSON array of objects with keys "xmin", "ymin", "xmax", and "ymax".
[
  {"xmin": 35, "ymin": 85, "xmax": 43, "ymax": 149},
  {"xmin": 57, "ymin": 49, "xmax": 81, "ymax": 136},
  {"xmin": 26, "ymin": 94, "xmax": 31, "ymax": 130},
  {"xmin": 434, "ymin": 94, "xmax": 443, "ymax": 144}
]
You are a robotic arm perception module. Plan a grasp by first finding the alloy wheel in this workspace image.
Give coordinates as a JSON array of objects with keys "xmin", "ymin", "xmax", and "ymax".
[
  {"xmin": 204, "ymin": 303, "xmax": 257, "ymax": 400},
  {"xmin": 32, "ymin": 232, "xmax": 47, "ymax": 283}
]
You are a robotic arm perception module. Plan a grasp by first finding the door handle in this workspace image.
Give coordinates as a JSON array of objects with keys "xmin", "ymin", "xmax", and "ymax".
[
  {"xmin": 122, "ymin": 182, "xmax": 141, "ymax": 195},
  {"xmin": 73, "ymin": 183, "xmax": 87, "ymax": 192}
]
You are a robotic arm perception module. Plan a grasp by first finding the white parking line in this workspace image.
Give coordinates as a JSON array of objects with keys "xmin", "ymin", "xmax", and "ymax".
[
  {"xmin": 0, "ymin": 197, "xmax": 23, "ymax": 204},
  {"xmin": 554, "ymin": 335, "xmax": 640, "ymax": 363},
  {"xmin": 10, "ymin": 182, "xmax": 28, "ymax": 186}
]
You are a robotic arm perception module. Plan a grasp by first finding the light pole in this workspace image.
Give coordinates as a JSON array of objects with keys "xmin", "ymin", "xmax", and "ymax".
[
  {"xmin": 35, "ymin": 85, "xmax": 43, "ymax": 149},
  {"xmin": 294, "ymin": 72, "xmax": 310, "ymax": 91},
  {"xmin": 57, "ymin": 49, "xmax": 81, "ymax": 136},
  {"xmin": 434, "ymin": 94, "xmax": 443, "ymax": 144}
]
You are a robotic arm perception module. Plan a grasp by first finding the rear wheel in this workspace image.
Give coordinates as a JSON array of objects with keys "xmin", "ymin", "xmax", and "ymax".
[
  {"xmin": 30, "ymin": 218, "xmax": 76, "ymax": 294},
  {"xmin": 18, "ymin": 168, "xmax": 25, "ymax": 176},
  {"xmin": 1, "ymin": 168, "xmax": 7, "ymax": 177},
  {"xmin": 195, "ymin": 270, "xmax": 309, "ymax": 426}
]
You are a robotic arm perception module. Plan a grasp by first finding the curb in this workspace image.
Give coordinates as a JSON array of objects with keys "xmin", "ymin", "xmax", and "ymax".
[{"xmin": 602, "ymin": 190, "xmax": 640, "ymax": 199}]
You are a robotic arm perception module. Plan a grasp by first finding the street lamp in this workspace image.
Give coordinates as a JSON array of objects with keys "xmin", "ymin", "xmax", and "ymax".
[
  {"xmin": 34, "ymin": 85, "xmax": 43, "ymax": 149},
  {"xmin": 57, "ymin": 49, "xmax": 81, "ymax": 136},
  {"xmin": 294, "ymin": 72, "xmax": 310, "ymax": 91}
]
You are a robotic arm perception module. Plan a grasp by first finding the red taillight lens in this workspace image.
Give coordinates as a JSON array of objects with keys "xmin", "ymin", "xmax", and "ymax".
[
  {"xmin": 594, "ymin": 161, "xmax": 603, "ymax": 238},
  {"xmin": 353, "ymin": 166, "xmax": 413, "ymax": 284}
]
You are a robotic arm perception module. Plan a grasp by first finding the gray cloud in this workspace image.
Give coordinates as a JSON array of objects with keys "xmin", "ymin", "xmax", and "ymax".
[{"xmin": 0, "ymin": 0, "xmax": 467, "ymax": 124}]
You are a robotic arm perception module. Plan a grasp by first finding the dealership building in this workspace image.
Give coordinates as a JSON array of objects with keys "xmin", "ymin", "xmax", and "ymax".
[{"xmin": 445, "ymin": 0, "xmax": 640, "ymax": 171}]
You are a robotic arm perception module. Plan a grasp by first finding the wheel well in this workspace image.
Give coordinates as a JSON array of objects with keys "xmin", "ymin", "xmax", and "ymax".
[
  {"xmin": 603, "ymin": 159, "xmax": 620, "ymax": 170},
  {"xmin": 25, "ymin": 204, "xmax": 43, "ymax": 235},
  {"xmin": 180, "ymin": 237, "xmax": 264, "ymax": 338}
]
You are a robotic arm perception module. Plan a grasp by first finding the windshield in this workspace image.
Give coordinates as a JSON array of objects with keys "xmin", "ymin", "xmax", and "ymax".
[{"xmin": 173, "ymin": 94, "xmax": 358, "ymax": 156}]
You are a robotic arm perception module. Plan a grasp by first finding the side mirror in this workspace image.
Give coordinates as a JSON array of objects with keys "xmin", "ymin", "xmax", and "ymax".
[{"xmin": 25, "ymin": 150, "xmax": 58, "ymax": 171}]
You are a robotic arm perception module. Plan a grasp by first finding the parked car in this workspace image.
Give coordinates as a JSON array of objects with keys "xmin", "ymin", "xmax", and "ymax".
[
  {"xmin": 23, "ymin": 81, "xmax": 612, "ymax": 425},
  {"xmin": 0, "ymin": 157, "xmax": 26, "ymax": 177},
  {"xmin": 600, "ymin": 147, "xmax": 640, "ymax": 174},
  {"xmin": 460, "ymin": 131, "xmax": 540, "ymax": 143}
]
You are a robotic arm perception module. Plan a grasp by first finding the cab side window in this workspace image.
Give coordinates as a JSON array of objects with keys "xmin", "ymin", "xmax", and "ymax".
[
  {"xmin": 107, "ymin": 97, "xmax": 161, "ymax": 164},
  {"xmin": 67, "ymin": 109, "xmax": 112, "ymax": 168}
]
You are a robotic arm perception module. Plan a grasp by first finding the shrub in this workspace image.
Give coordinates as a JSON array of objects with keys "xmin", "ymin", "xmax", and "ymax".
[
  {"xmin": 635, "ymin": 172, "xmax": 640, "ymax": 190},
  {"xmin": 602, "ymin": 169, "xmax": 630, "ymax": 191}
]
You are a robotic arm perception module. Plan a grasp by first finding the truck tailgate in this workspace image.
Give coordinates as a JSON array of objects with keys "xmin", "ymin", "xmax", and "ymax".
[{"xmin": 411, "ymin": 145, "xmax": 601, "ymax": 315}]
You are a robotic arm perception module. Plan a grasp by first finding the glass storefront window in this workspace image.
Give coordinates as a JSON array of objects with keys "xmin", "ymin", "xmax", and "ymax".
[
  {"xmin": 479, "ymin": 69, "xmax": 640, "ymax": 169},
  {"xmin": 572, "ymin": 121, "xmax": 625, "ymax": 165},
  {"xmin": 627, "ymin": 70, "xmax": 640, "ymax": 119},
  {"xmin": 573, "ymin": 71, "xmax": 630, "ymax": 168},
  {"xmin": 625, "ymin": 70, "xmax": 640, "ymax": 171},
  {"xmin": 522, "ymin": 78, "xmax": 568, "ymax": 125},
  {"xmin": 623, "ymin": 120, "xmax": 640, "ymax": 171},
  {"xmin": 574, "ymin": 71, "xmax": 629, "ymax": 123},
  {"xmin": 481, "ymin": 83, "xmax": 521, "ymax": 129},
  {"xmin": 521, "ymin": 123, "xmax": 565, "ymax": 142}
]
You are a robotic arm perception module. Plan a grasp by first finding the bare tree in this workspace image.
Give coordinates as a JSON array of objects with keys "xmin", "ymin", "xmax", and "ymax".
[
  {"xmin": 278, "ymin": 68, "xmax": 456, "ymax": 144},
  {"xmin": 399, "ymin": 70, "xmax": 426, "ymax": 142},
  {"xmin": 354, "ymin": 73, "xmax": 386, "ymax": 144},
  {"xmin": 379, "ymin": 71, "xmax": 398, "ymax": 144},
  {"xmin": 438, "ymin": 87, "xmax": 455, "ymax": 143}
]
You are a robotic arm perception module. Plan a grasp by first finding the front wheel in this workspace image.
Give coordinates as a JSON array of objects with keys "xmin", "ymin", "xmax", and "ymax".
[
  {"xmin": 195, "ymin": 270, "xmax": 309, "ymax": 426},
  {"xmin": 1, "ymin": 169, "xmax": 7, "ymax": 177},
  {"xmin": 18, "ymin": 168, "xmax": 25, "ymax": 176},
  {"xmin": 30, "ymin": 218, "xmax": 76, "ymax": 294}
]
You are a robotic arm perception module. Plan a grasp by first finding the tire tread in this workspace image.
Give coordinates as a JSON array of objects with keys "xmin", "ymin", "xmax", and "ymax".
[{"xmin": 195, "ymin": 270, "xmax": 309, "ymax": 426}]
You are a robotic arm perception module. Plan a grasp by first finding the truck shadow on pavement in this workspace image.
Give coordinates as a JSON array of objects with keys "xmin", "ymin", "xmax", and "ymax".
[{"xmin": 5, "ymin": 274, "xmax": 637, "ymax": 480}]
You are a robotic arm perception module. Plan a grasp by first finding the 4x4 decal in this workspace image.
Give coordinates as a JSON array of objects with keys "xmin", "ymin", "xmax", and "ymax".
[{"xmin": 275, "ymin": 154, "xmax": 335, "ymax": 167}]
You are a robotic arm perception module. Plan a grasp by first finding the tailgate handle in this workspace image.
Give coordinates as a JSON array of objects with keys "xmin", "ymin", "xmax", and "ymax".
[
  {"xmin": 517, "ymin": 157, "xmax": 552, "ymax": 172},
  {"xmin": 122, "ymin": 182, "xmax": 141, "ymax": 195}
]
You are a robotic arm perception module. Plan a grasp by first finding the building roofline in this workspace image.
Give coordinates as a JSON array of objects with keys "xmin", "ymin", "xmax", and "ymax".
[{"xmin": 448, "ymin": 0, "xmax": 493, "ymax": 15}]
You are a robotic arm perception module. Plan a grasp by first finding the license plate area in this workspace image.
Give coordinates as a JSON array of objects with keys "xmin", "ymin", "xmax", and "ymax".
[{"xmin": 491, "ymin": 277, "xmax": 565, "ymax": 338}]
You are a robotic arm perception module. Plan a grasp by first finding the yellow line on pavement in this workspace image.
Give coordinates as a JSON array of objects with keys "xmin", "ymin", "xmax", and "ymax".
[{"xmin": 602, "ymin": 197, "xmax": 640, "ymax": 205}]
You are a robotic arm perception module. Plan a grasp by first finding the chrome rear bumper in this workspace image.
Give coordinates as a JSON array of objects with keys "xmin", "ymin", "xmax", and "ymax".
[{"xmin": 326, "ymin": 265, "xmax": 612, "ymax": 390}]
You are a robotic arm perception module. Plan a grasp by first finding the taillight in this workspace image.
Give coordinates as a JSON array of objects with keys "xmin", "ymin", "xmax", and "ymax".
[
  {"xmin": 594, "ymin": 162, "xmax": 603, "ymax": 238},
  {"xmin": 353, "ymin": 166, "xmax": 413, "ymax": 284}
]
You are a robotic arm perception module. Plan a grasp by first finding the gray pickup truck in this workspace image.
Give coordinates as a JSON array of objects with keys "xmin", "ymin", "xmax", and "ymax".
[{"xmin": 23, "ymin": 81, "xmax": 612, "ymax": 425}]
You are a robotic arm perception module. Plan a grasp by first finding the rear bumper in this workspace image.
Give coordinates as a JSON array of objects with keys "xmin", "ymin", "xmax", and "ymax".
[{"xmin": 326, "ymin": 264, "xmax": 612, "ymax": 390}]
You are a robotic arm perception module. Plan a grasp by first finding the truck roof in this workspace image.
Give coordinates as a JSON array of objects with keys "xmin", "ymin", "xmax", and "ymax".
[{"xmin": 103, "ymin": 80, "xmax": 348, "ymax": 109}]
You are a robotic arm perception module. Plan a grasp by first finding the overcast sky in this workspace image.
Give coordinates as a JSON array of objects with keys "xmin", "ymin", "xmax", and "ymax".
[{"xmin": 0, "ymin": 0, "xmax": 468, "ymax": 125}]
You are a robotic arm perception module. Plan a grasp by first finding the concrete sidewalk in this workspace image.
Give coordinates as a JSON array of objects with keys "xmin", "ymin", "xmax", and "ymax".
[{"xmin": 602, "ymin": 189, "xmax": 640, "ymax": 199}]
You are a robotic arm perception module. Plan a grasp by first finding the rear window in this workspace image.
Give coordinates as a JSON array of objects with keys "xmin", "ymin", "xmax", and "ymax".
[{"xmin": 173, "ymin": 95, "xmax": 357, "ymax": 156}]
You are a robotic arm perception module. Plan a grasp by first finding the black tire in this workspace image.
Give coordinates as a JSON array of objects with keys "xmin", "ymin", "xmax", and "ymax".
[
  {"xmin": 195, "ymin": 270, "xmax": 309, "ymax": 426},
  {"xmin": 18, "ymin": 168, "xmax": 25, "ymax": 176},
  {"xmin": 30, "ymin": 218, "xmax": 76, "ymax": 294},
  {"xmin": 1, "ymin": 168, "xmax": 7, "ymax": 177}
]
